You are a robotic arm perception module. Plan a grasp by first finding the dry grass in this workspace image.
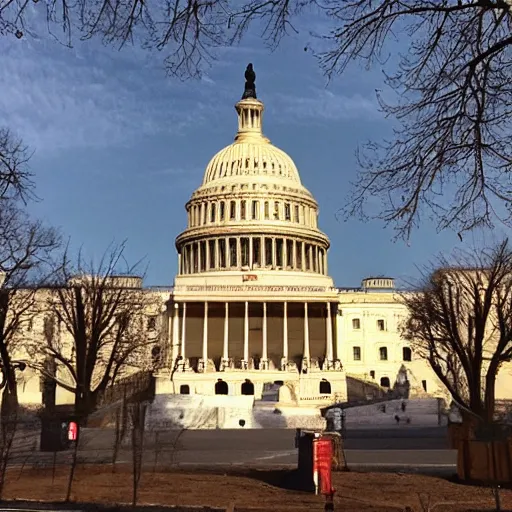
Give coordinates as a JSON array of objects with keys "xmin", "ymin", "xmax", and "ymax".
[{"xmin": 2, "ymin": 465, "xmax": 512, "ymax": 512}]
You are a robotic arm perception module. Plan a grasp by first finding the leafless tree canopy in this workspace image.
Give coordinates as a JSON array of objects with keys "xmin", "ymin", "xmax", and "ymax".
[
  {"xmin": 0, "ymin": 129, "xmax": 34, "ymax": 204},
  {"xmin": 0, "ymin": 202, "xmax": 60, "ymax": 397},
  {"xmin": 401, "ymin": 239, "xmax": 512, "ymax": 423},
  {"xmin": 38, "ymin": 242, "xmax": 161, "ymax": 419},
  {"xmin": 3, "ymin": 1, "xmax": 512, "ymax": 237}
]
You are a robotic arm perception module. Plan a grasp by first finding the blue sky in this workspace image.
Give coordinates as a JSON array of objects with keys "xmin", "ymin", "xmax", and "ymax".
[{"xmin": 0, "ymin": 10, "xmax": 489, "ymax": 287}]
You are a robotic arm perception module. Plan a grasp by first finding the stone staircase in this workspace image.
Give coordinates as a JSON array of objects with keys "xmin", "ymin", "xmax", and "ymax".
[{"xmin": 342, "ymin": 398, "xmax": 445, "ymax": 428}]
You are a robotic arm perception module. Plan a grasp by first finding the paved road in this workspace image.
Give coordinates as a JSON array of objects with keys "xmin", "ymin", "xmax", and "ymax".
[{"xmin": 11, "ymin": 426, "xmax": 457, "ymax": 474}]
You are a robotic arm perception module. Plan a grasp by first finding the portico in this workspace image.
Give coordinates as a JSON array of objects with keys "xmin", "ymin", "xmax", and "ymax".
[{"xmin": 171, "ymin": 298, "xmax": 339, "ymax": 373}]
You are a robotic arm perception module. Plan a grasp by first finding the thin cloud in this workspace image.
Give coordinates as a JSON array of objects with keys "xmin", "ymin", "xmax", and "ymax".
[
  {"xmin": 0, "ymin": 37, "xmax": 221, "ymax": 155},
  {"xmin": 270, "ymin": 88, "xmax": 380, "ymax": 123}
]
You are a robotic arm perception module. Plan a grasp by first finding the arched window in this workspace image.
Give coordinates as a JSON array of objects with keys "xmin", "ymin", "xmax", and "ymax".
[
  {"xmin": 219, "ymin": 201, "xmax": 225, "ymax": 221},
  {"xmin": 210, "ymin": 203, "xmax": 216, "ymax": 223},
  {"xmin": 215, "ymin": 379, "xmax": 228, "ymax": 395},
  {"xmin": 402, "ymin": 347, "xmax": 412, "ymax": 361},
  {"xmin": 380, "ymin": 377, "xmax": 390, "ymax": 388},
  {"xmin": 180, "ymin": 384, "xmax": 190, "ymax": 395},
  {"xmin": 230, "ymin": 201, "xmax": 236, "ymax": 220},
  {"xmin": 151, "ymin": 346, "xmax": 162, "ymax": 367},
  {"xmin": 241, "ymin": 379, "xmax": 254, "ymax": 396},
  {"xmin": 319, "ymin": 379, "xmax": 331, "ymax": 394}
]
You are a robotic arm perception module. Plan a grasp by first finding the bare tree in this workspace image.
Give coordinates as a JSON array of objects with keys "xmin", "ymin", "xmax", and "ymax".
[
  {"xmin": 0, "ymin": 201, "xmax": 59, "ymax": 496},
  {"xmin": 5, "ymin": 2, "xmax": 512, "ymax": 238},
  {"xmin": 401, "ymin": 239, "xmax": 512, "ymax": 424},
  {"xmin": 0, "ymin": 129, "xmax": 34, "ymax": 204},
  {"xmin": 35, "ymin": 242, "xmax": 161, "ymax": 421}
]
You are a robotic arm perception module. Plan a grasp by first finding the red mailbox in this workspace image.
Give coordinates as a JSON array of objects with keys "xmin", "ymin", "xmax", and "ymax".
[
  {"xmin": 313, "ymin": 437, "xmax": 334, "ymax": 496},
  {"xmin": 68, "ymin": 421, "xmax": 78, "ymax": 442}
]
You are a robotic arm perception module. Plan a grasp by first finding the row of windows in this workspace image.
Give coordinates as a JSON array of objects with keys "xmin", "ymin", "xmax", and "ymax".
[
  {"xmin": 179, "ymin": 378, "xmax": 332, "ymax": 396},
  {"xmin": 180, "ymin": 236, "xmax": 328, "ymax": 274},
  {"xmin": 352, "ymin": 318, "xmax": 387, "ymax": 331},
  {"xmin": 187, "ymin": 199, "xmax": 318, "ymax": 228},
  {"xmin": 352, "ymin": 346, "xmax": 412, "ymax": 362}
]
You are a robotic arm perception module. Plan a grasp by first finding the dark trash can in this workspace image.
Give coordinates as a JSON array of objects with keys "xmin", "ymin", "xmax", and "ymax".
[{"xmin": 40, "ymin": 417, "xmax": 78, "ymax": 452}]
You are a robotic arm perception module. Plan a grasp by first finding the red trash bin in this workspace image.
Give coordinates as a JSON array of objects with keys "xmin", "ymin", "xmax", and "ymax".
[{"xmin": 313, "ymin": 437, "xmax": 334, "ymax": 496}]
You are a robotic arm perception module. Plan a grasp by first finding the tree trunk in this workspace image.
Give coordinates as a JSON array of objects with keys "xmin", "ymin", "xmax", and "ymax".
[{"xmin": 484, "ymin": 363, "xmax": 499, "ymax": 424}]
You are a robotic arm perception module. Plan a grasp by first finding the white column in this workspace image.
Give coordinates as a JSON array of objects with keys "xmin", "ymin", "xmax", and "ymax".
[
  {"xmin": 202, "ymin": 302, "xmax": 208, "ymax": 370},
  {"xmin": 243, "ymin": 301, "xmax": 249, "ymax": 364},
  {"xmin": 326, "ymin": 302, "xmax": 334, "ymax": 367},
  {"xmin": 283, "ymin": 302, "xmax": 288, "ymax": 361},
  {"xmin": 303, "ymin": 302, "xmax": 310, "ymax": 362},
  {"xmin": 172, "ymin": 303, "xmax": 180, "ymax": 361},
  {"xmin": 262, "ymin": 302, "xmax": 268, "ymax": 364},
  {"xmin": 223, "ymin": 302, "xmax": 229, "ymax": 361},
  {"xmin": 181, "ymin": 303, "xmax": 187, "ymax": 360}
]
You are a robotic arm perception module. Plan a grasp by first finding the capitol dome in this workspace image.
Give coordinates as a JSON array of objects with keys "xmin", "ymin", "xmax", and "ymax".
[
  {"xmin": 174, "ymin": 66, "xmax": 333, "ymax": 288},
  {"xmin": 202, "ymin": 97, "xmax": 302, "ymax": 185}
]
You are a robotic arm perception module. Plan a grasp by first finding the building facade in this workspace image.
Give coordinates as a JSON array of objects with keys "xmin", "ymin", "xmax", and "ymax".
[{"xmin": 9, "ymin": 71, "xmax": 512, "ymax": 417}]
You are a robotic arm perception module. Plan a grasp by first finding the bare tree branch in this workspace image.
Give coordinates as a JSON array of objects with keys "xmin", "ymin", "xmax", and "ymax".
[
  {"xmin": 32, "ymin": 242, "xmax": 164, "ymax": 420},
  {"xmin": 400, "ymin": 239, "xmax": 512, "ymax": 423}
]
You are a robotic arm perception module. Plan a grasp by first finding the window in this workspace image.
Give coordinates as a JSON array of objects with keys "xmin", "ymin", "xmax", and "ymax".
[
  {"xmin": 151, "ymin": 346, "xmax": 162, "ymax": 366},
  {"xmin": 296, "ymin": 242, "xmax": 302, "ymax": 269},
  {"xmin": 305, "ymin": 244, "xmax": 311, "ymax": 270},
  {"xmin": 312, "ymin": 246, "xmax": 317, "ymax": 272},
  {"xmin": 422, "ymin": 380, "xmax": 428, "ymax": 392},
  {"xmin": 353, "ymin": 346, "xmax": 361, "ymax": 361},
  {"xmin": 208, "ymin": 240, "xmax": 216, "ymax": 269},
  {"xmin": 352, "ymin": 318, "xmax": 361, "ymax": 330},
  {"xmin": 370, "ymin": 370, "xmax": 375, "ymax": 379},
  {"xmin": 215, "ymin": 379, "xmax": 228, "ymax": 395},
  {"xmin": 264, "ymin": 201, "xmax": 270, "ymax": 220},
  {"xmin": 265, "ymin": 238, "xmax": 273, "ymax": 267},
  {"xmin": 284, "ymin": 203, "xmax": 291, "ymax": 221},
  {"xmin": 230, "ymin": 200, "xmax": 236, "ymax": 220},
  {"xmin": 241, "ymin": 238, "xmax": 249, "ymax": 267},
  {"xmin": 199, "ymin": 241, "xmax": 206, "ymax": 271},
  {"xmin": 192, "ymin": 245, "xmax": 198, "ymax": 273},
  {"xmin": 377, "ymin": 319, "xmax": 385, "ymax": 331},
  {"xmin": 219, "ymin": 201, "xmax": 225, "ymax": 221},
  {"xmin": 251, "ymin": 200, "xmax": 259, "ymax": 220},
  {"xmin": 241, "ymin": 379, "xmax": 254, "ymax": 396},
  {"xmin": 147, "ymin": 316, "xmax": 157, "ymax": 331},
  {"xmin": 202, "ymin": 203, "xmax": 207, "ymax": 225},
  {"xmin": 180, "ymin": 385, "xmax": 190, "ymax": 395},
  {"xmin": 286, "ymin": 240, "xmax": 293, "ymax": 268},
  {"xmin": 276, "ymin": 239, "xmax": 283, "ymax": 268},
  {"xmin": 380, "ymin": 377, "xmax": 390, "ymax": 388},
  {"xmin": 274, "ymin": 201, "xmax": 280, "ymax": 220},
  {"xmin": 240, "ymin": 200, "xmax": 246, "ymax": 220},
  {"xmin": 218, "ymin": 239, "xmax": 226, "ymax": 268},
  {"xmin": 253, "ymin": 238, "xmax": 261, "ymax": 267},
  {"xmin": 294, "ymin": 204, "xmax": 299, "ymax": 222},
  {"xmin": 319, "ymin": 379, "xmax": 331, "ymax": 394},
  {"xmin": 229, "ymin": 238, "xmax": 237, "ymax": 267},
  {"xmin": 210, "ymin": 203, "xmax": 216, "ymax": 223},
  {"xmin": 379, "ymin": 347, "xmax": 388, "ymax": 361},
  {"xmin": 402, "ymin": 347, "xmax": 412, "ymax": 362}
]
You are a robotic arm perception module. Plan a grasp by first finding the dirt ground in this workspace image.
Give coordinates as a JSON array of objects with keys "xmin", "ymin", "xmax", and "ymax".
[{"xmin": 2, "ymin": 465, "xmax": 512, "ymax": 512}]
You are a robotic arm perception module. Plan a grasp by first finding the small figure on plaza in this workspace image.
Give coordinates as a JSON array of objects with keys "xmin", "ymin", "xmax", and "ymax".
[{"xmin": 242, "ymin": 63, "xmax": 257, "ymax": 99}]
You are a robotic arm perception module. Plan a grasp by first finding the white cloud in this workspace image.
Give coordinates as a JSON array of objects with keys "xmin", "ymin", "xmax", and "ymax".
[
  {"xmin": 0, "ymin": 35, "xmax": 222, "ymax": 155},
  {"xmin": 269, "ymin": 88, "xmax": 380, "ymax": 123}
]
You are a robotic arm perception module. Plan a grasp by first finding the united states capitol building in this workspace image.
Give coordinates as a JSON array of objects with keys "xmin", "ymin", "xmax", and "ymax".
[{"xmin": 13, "ymin": 68, "xmax": 512, "ymax": 427}]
